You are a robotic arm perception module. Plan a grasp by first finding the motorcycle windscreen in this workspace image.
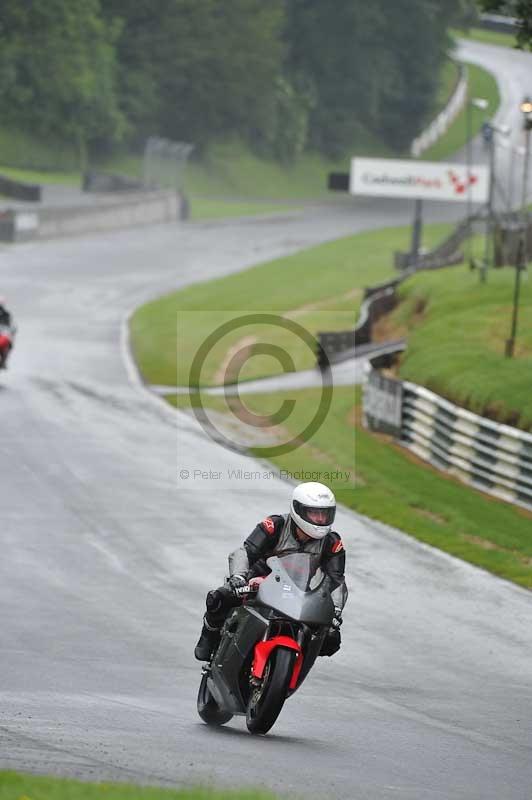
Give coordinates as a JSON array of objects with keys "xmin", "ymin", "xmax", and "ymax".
[
  {"xmin": 256, "ymin": 554, "xmax": 335, "ymax": 626},
  {"xmin": 274, "ymin": 552, "xmax": 321, "ymax": 590}
]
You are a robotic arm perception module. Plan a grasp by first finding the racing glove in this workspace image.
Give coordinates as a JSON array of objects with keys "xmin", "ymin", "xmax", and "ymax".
[
  {"xmin": 227, "ymin": 574, "xmax": 248, "ymax": 594},
  {"xmin": 331, "ymin": 607, "xmax": 343, "ymax": 630}
]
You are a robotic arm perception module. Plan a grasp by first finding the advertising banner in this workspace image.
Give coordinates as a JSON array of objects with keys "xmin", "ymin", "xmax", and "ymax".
[{"xmin": 350, "ymin": 157, "xmax": 489, "ymax": 203}]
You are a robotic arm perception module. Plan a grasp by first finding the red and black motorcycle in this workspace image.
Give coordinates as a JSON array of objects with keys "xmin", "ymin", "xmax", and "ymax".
[{"xmin": 197, "ymin": 552, "xmax": 335, "ymax": 735}]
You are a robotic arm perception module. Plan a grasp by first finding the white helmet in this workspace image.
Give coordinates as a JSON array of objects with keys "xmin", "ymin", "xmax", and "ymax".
[{"xmin": 290, "ymin": 482, "xmax": 336, "ymax": 539}]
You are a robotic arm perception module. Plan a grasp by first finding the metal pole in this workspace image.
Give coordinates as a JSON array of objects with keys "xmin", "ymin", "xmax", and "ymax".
[
  {"xmin": 505, "ymin": 105, "xmax": 531, "ymax": 357},
  {"xmin": 410, "ymin": 198, "xmax": 423, "ymax": 268},
  {"xmin": 518, "ymin": 109, "xmax": 531, "ymax": 297},
  {"xmin": 508, "ymin": 146, "xmax": 526, "ymax": 215},
  {"xmin": 481, "ymin": 130, "xmax": 495, "ymax": 283},
  {"xmin": 508, "ymin": 146, "xmax": 515, "ymax": 213},
  {"xmin": 466, "ymin": 99, "xmax": 473, "ymax": 266},
  {"xmin": 520, "ymin": 123, "xmax": 531, "ymax": 215},
  {"xmin": 505, "ymin": 238, "xmax": 524, "ymax": 358}
]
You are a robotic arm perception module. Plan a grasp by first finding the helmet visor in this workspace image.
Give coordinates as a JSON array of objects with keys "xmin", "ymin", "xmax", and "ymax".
[{"xmin": 293, "ymin": 500, "xmax": 335, "ymax": 527}]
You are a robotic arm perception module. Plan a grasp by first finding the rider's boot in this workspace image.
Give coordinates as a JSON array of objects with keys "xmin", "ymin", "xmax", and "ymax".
[{"xmin": 194, "ymin": 616, "xmax": 221, "ymax": 661}]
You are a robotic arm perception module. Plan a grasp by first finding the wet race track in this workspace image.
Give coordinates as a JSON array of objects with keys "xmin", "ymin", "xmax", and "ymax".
[{"xmin": 1, "ymin": 40, "xmax": 532, "ymax": 800}]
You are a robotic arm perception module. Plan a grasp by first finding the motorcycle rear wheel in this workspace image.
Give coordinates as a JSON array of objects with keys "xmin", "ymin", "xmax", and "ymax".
[
  {"xmin": 197, "ymin": 672, "xmax": 233, "ymax": 725},
  {"xmin": 246, "ymin": 647, "xmax": 295, "ymax": 735}
]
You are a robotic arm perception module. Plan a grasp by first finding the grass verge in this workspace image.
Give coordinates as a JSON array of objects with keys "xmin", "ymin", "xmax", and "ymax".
[
  {"xmin": 373, "ymin": 245, "xmax": 532, "ymax": 430},
  {"xmin": 0, "ymin": 164, "xmax": 81, "ymax": 186},
  {"xmin": 453, "ymin": 26, "xmax": 518, "ymax": 48},
  {"xmin": 130, "ymin": 222, "xmax": 454, "ymax": 387},
  {"xmin": 433, "ymin": 58, "xmax": 461, "ymax": 116},
  {"xmin": 0, "ymin": 772, "xmax": 275, "ymax": 800},
  {"xmin": 170, "ymin": 387, "xmax": 532, "ymax": 589},
  {"xmin": 182, "ymin": 138, "xmax": 394, "ymax": 202},
  {"xmin": 0, "ymin": 126, "xmax": 80, "ymax": 173}
]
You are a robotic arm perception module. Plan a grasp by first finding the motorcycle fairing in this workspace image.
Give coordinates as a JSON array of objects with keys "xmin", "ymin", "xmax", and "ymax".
[
  {"xmin": 256, "ymin": 555, "xmax": 335, "ymax": 626},
  {"xmin": 209, "ymin": 606, "xmax": 268, "ymax": 715},
  {"xmin": 252, "ymin": 637, "xmax": 302, "ymax": 690}
]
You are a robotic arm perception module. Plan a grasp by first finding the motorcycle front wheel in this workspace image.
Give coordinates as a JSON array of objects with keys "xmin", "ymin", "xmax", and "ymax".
[
  {"xmin": 246, "ymin": 647, "xmax": 296, "ymax": 735},
  {"xmin": 197, "ymin": 672, "xmax": 233, "ymax": 726}
]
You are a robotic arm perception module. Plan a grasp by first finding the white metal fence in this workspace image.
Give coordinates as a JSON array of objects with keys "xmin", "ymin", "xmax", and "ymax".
[{"xmin": 410, "ymin": 65, "xmax": 467, "ymax": 158}]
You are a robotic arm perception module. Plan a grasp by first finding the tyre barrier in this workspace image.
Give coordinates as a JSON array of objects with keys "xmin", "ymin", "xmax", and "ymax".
[
  {"xmin": 0, "ymin": 174, "xmax": 41, "ymax": 202},
  {"xmin": 363, "ymin": 368, "xmax": 532, "ymax": 512}
]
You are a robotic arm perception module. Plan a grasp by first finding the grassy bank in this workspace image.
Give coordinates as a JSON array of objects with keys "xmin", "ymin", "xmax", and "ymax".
[
  {"xmin": 374, "ymin": 255, "xmax": 532, "ymax": 430},
  {"xmin": 0, "ymin": 164, "xmax": 80, "ymax": 186},
  {"xmin": 170, "ymin": 386, "xmax": 532, "ymax": 589},
  {"xmin": 182, "ymin": 138, "xmax": 394, "ymax": 202},
  {"xmin": 0, "ymin": 126, "xmax": 80, "ymax": 174},
  {"xmin": 130, "ymin": 222, "xmax": 453, "ymax": 388},
  {"xmin": 433, "ymin": 58, "xmax": 461, "ymax": 116},
  {"xmin": 0, "ymin": 772, "xmax": 275, "ymax": 800},
  {"xmin": 454, "ymin": 26, "xmax": 517, "ymax": 48}
]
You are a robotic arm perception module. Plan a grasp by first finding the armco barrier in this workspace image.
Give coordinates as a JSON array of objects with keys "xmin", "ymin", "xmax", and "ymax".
[
  {"xmin": 394, "ymin": 216, "xmax": 475, "ymax": 272},
  {"xmin": 317, "ymin": 282, "xmax": 400, "ymax": 366},
  {"xmin": 317, "ymin": 216, "xmax": 480, "ymax": 366},
  {"xmin": 411, "ymin": 64, "xmax": 467, "ymax": 158},
  {"xmin": 363, "ymin": 367, "xmax": 532, "ymax": 512}
]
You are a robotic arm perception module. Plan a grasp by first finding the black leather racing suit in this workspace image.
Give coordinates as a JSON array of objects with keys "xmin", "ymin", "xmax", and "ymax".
[
  {"xmin": 0, "ymin": 306, "xmax": 11, "ymax": 327},
  {"xmin": 0, "ymin": 305, "xmax": 14, "ymax": 368},
  {"xmin": 203, "ymin": 514, "xmax": 348, "ymax": 655}
]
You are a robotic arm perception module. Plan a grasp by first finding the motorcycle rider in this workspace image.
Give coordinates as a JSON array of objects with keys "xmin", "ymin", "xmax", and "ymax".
[
  {"xmin": 0, "ymin": 299, "xmax": 11, "ymax": 327},
  {"xmin": 0, "ymin": 298, "xmax": 14, "ymax": 369},
  {"xmin": 194, "ymin": 481, "xmax": 347, "ymax": 662}
]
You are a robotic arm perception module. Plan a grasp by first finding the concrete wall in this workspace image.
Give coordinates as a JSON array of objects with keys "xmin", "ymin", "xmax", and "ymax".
[{"xmin": 0, "ymin": 190, "xmax": 183, "ymax": 243}]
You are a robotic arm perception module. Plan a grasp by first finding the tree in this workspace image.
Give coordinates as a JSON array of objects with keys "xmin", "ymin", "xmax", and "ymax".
[
  {"xmin": 0, "ymin": 0, "xmax": 125, "ymax": 167},
  {"xmin": 0, "ymin": 0, "xmax": 486, "ymax": 167},
  {"xmin": 284, "ymin": 0, "xmax": 476, "ymax": 155},
  {"xmin": 103, "ymin": 0, "xmax": 285, "ymax": 152}
]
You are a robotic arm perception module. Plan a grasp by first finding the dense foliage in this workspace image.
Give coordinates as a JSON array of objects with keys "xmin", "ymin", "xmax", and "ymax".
[
  {"xmin": 0, "ymin": 0, "xmax": 474, "ymax": 165},
  {"xmin": 0, "ymin": 0, "xmax": 125, "ymax": 167}
]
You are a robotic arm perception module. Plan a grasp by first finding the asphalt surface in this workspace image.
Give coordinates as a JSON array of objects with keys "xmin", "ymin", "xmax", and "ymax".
[
  {"xmin": 1, "ymin": 38, "xmax": 532, "ymax": 800},
  {"xmin": 454, "ymin": 39, "xmax": 532, "ymax": 211}
]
